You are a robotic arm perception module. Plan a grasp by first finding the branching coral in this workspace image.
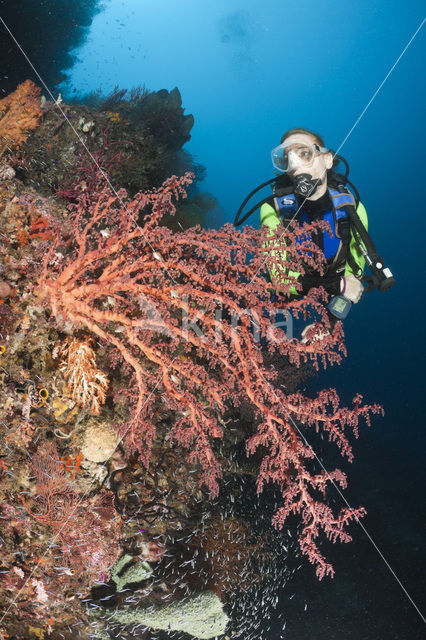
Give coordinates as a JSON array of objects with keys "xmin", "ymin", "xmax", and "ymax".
[
  {"xmin": 20, "ymin": 441, "xmax": 79, "ymax": 528},
  {"xmin": 56, "ymin": 336, "xmax": 108, "ymax": 415},
  {"xmin": 36, "ymin": 172, "xmax": 382, "ymax": 577},
  {"xmin": 21, "ymin": 442, "xmax": 121, "ymax": 582}
]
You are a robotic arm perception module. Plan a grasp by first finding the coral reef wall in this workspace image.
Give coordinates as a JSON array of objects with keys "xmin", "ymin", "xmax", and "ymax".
[{"xmin": 0, "ymin": 82, "xmax": 381, "ymax": 640}]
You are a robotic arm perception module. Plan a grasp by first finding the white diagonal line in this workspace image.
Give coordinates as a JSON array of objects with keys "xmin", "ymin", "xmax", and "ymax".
[
  {"xmin": 0, "ymin": 14, "xmax": 179, "ymax": 286},
  {"xmin": 250, "ymin": 15, "xmax": 425, "ymax": 282},
  {"xmin": 1, "ymin": 8, "xmax": 424, "ymax": 629},
  {"xmin": 0, "ymin": 15, "xmax": 188, "ymax": 622}
]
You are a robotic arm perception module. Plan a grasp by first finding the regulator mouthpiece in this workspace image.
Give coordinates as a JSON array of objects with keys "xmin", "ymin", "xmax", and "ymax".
[{"xmin": 291, "ymin": 173, "xmax": 323, "ymax": 198}]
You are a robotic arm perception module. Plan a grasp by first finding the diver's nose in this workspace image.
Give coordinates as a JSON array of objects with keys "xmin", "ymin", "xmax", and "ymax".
[{"xmin": 286, "ymin": 150, "xmax": 304, "ymax": 173}]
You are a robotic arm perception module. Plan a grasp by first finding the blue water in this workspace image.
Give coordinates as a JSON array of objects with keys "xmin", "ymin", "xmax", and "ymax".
[{"xmin": 61, "ymin": 1, "xmax": 425, "ymax": 638}]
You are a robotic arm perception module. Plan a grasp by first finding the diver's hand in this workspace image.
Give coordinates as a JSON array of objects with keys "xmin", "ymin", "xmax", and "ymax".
[{"xmin": 340, "ymin": 273, "xmax": 363, "ymax": 304}]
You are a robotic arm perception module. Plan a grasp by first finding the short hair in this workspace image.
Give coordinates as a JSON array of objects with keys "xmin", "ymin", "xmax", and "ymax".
[{"xmin": 280, "ymin": 127, "xmax": 326, "ymax": 147}]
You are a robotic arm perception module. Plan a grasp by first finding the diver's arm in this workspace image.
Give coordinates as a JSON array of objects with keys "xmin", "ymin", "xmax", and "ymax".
[
  {"xmin": 340, "ymin": 201, "xmax": 368, "ymax": 303},
  {"xmin": 344, "ymin": 201, "xmax": 368, "ymax": 278},
  {"xmin": 260, "ymin": 202, "xmax": 300, "ymax": 296}
]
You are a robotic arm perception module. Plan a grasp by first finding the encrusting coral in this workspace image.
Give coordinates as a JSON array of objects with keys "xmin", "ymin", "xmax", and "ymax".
[{"xmin": 81, "ymin": 417, "xmax": 120, "ymax": 462}]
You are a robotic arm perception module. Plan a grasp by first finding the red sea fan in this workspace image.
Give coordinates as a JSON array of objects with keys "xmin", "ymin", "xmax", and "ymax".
[
  {"xmin": 21, "ymin": 443, "xmax": 120, "ymax": 582},
  {"xmin": 37, "ymin": 172, "xmax": 382, "ymax": 577},
  {"xmin": 20, "ymin": 442, "xmax": 78, "ymax": 528}
]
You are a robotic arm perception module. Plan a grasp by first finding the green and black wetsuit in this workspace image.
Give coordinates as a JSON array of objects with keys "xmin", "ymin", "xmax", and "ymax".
[{"xmin": 260, "ymin": 187, "xmax": 368, "ymax": 298}]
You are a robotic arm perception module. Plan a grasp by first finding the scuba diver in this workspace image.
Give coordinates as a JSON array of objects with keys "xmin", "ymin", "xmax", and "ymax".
[{"xmin": 235, "ymin": 127, "xmax": 395, "ymax": 339}]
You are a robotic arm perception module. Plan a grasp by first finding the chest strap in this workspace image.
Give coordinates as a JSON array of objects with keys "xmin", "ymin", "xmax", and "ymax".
[{"xmin": 273, "ymin": 188, "xmax": 355, "ymax": 274}]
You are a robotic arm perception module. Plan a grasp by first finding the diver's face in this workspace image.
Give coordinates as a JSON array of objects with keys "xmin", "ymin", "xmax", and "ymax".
[{"xmin": 284, "ymin": 133, "xmax": 333, "ymax": 199}]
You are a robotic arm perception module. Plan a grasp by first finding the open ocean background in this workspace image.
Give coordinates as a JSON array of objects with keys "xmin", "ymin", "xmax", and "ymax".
[{"xmin": 2, "ymin": 1, "xmax": 425, "ymax": 638}]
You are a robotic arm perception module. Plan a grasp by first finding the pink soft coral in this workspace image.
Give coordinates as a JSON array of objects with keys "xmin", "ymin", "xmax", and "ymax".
[{"xmin": 36, "ymin": 173, "xmax": 382, "ymax": 577}]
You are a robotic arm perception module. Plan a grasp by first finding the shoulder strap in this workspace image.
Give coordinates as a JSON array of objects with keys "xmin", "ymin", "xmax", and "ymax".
[
  {"xmin": 333, "ymin": 185, "xmax": 377, "ymax": 254},
  {"xmin": 333, "ymin": 184, "xmax": 383, "ymax": 278},
  {"xmin": 273, "ymin": 193, "xmax": 299, "ymax": 223},
  {"xmin": 327, "ymin": 187, "xmax": 361, "ymax": 273},
  {"xmin": 329, "ymin": 188, "xmax": 356, "ymax": 211}
]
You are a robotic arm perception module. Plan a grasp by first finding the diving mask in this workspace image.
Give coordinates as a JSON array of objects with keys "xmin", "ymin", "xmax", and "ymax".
[{"xmin": 271, "ymin": 141, "xmax": 329, "ymax": 174}]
